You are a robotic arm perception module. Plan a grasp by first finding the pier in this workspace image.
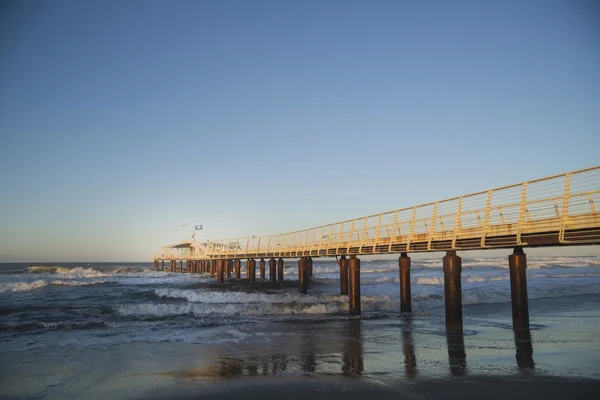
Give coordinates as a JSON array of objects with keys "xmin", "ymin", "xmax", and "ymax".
[{"xmin": 153, "ymin": 166, "xmax": 600, "ymax": 333}]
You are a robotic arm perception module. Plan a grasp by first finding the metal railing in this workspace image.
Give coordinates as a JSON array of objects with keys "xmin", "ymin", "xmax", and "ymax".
[{"xmin": 171, "ymin": 166, "xmax": 600, "ymax": 258}]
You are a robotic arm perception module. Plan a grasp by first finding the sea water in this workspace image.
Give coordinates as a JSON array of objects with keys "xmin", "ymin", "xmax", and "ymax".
[{"xmin": 1, "ymin": 256, "xmax": 600, "ymax": 398}]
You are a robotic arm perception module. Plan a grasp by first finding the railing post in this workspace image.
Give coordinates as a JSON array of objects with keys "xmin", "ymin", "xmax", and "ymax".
[
  {"xmin": 407, "ymin": 207, "xmax": 417, "ymax": 251},
  {"xmin": 427, "ymin": 203, "xmax": 438, "ymax": 250},
  {"xmin": 516, "ymin": 183, "xmax": 528, "ymax": 245},
  {"xmin": 480, "ymin": 190, "xmax": 493, "ymax": 248},
  {"xmin": 452, "ymin": 197, "xmax": 463, "ymax": 249},
  {"xmin": 559, "ymin": 173, "xmax": 572, "ymax": 243},
  {"xmin": 389, "ymin": 210, "xmax": 399, "ymax": 252}
]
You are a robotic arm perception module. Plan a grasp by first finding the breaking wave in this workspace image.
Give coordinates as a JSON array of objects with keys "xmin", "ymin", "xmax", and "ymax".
[{"xmin": 0, "ymin": 280, "xmax": 106, "ymax": 293}]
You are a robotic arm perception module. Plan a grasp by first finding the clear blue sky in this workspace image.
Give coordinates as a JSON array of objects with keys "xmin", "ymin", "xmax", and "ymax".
[{"xmin": 1, "ymin": 0, "xmax": 599, "ymax": 261}]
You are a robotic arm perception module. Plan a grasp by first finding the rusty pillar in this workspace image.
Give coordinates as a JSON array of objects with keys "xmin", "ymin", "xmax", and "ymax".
[
  {"xmin": 248, "ymin": 259, "xmax": 256, "ymax": 282},
  {"xmin": 234, "ymin": 259, "xmax": 241, "ymax": 280},
  {"xmin": 161, "ymin": 260, "xmax": 164, "ymax": 271},
  {"xmin": 154, "ymin": 260, "xmax": 158, "ymax": 270},
  {"xmin": 399, "ymin": 252, "xmax": 412, "ymax": 314},
  {"xmin": 225, "ymin": 259, "xmax": 231, "ymax": 279},
  {"xmin": 308, "ymin": 257, "xmax": 313, "ymax": 278},
  {"xmin": 210, "ymin": 260, "xmax": 215, "ymax": 278},
  {"xmin": 269, "ymin": 257, "xmax": 277, "ymax": 288},
  {"xmin": 170, "ymin": 260, "xmax": 174, "ymax": 272},
  {"xmin": 259, "ymin": 258, "xmax": 266, "ymax": 280},
  {"xmin": 443, "ymin": 250, "xmax": 463, "ymax": 335},
  {"xmin": 179, "ymin": 260, "xmax": 183, "ymax": 273},
  {"xmin": 277, "ymin": 258, "xmax": 284, "ymax": 283},
  {"xmin": 298, "ymin": 257, "xmax": 307, "ymax": 294},
  {"xmin": 509, "ymin": 247, "xmax": 530, "ymax": 330},
  {"xmin": 339, "ymin": 255, "xmax": 348, "ymax": 295},
  {"xmin": 349, "ymin": 255, "xmax": 361, "ymax": 315},
  {"xmin": 217, "ymin": 260, "xmax": 224, "ymax": 284}
]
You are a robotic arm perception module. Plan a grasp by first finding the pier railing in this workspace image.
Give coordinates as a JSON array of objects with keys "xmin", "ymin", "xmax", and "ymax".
[{"xmin": 164, "ymin": 166, "xmax": 600, "ymax": 259}]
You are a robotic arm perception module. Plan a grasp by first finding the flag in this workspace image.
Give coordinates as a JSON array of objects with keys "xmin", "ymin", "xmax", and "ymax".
[{"xmin": 195, "ymin": 225, "xmax": 203, "ymax": 230}]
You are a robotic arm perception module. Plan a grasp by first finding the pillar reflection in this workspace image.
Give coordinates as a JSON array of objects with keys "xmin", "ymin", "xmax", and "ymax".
[
  {"xmin": 342, "ymin": 319, "xmax": 364, "ymax": 377},
  {"xmin": 401, "ymin": 318, "xmax": 417, "ymax": 379},
  {"xmin": 514, "ymin": 329, "xmax": 535, "ymax": 372},
  {"xmin": 446, "ymin": 334, "xmax": 467, "ymax": 376},
  {"xmin": 301, "ymin": 333, "xmax": 317, "ymax": 373}
]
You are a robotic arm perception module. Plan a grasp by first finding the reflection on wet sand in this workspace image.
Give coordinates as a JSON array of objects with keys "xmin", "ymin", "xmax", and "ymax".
[
  {"xmin": 157, "ymin": 318, "xmax": 537, "ymax": 383},
  {"xmin": 514, "ymin": 330, "xmax": 535, "ymax": 372},
  {"xmin": 446, "ymin": 334, "xmax": 467, "ymax": 376},
  {"xmin": 301, "ymin": 333, "xmax": 317, "ymax": 373},
  {"xmin": 401, "ymin": 318, "xmax": 417, "ymax": 379},
  {"xmin": 342, "ymin": 319, "xmax": 364, "ymax": 377}
]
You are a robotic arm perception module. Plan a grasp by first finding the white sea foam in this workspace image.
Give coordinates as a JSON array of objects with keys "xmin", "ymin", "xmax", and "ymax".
[
  {"xmin": 0, "ymin": 280, "xmax": 47, "ymax": 292},
  {"xmin": 0, "ymin": 279, "xmax": 105, "ymax": 292}
]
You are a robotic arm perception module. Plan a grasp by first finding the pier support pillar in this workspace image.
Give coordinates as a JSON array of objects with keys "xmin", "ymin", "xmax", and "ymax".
[
  {"xmin": 269, "ymin": 258, "xmax": 277, "ymax": 288},
  {"xmin": 308, "ymin": 257, "xmax": 313, "ymax": 278},
  {"xmin": 234, "ymin": 259, "xmax": 241, "ymax": 280},
  {"xmin": 298, "ymin": 257, "xmax": 308, "ymax": 294},
  {"xmin": 179, "ymin": 260, "xmax": 183, "ymax": 273},
  {"xmin": 277, "ymin": 258, "xmax": 284, "ymax": 283},
  {"xmin": 349, "ymin": 255, "xmax": 361, "ymax": 316},
  {"xmin": 161, "ymin": 260, "xmax": 164, "ymax": 271},
  {"xmin": 210, "ymin": 260, "xmax": 215, "ymax": 278},
  {"xmin": 225, "ymin": 259, "xmax": 231, "ymax": 279},
  {"xmin": 443, "ymin": 250, "xmax": 463, "ymax": 335},
  {"xmin": 248, "ymin": 259, "xmax": 256, "ymax": 282},
  {"xmin": 339, "ymin": 255, "xmax": 348, "ymax": 295},
  {"xmin": 399, "ymin": 252, "xmax": 412, "ymax": 314},
  {"xmin": 217, "ymin": 260, "xmax": 224, "ymax": 284},
  {"xmin": 154, "ymin": 260, "xmax": 158, "ymax": 270},
  {"xmin": 259, "ymin": 259, "xmax": 266, "ymax": 280},
  {"xmin": 170, "ymin": 260, "xmax": 174, "ymax": 272},
  {"xmin": 509, "ymin": 247, "xmax": 530, "ymax": 330}
]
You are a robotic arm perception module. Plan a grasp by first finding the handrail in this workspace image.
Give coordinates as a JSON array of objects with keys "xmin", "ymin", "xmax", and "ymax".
[{"xmin": 156, "ymin": 166, "xmax": 600, "ymax": 259}]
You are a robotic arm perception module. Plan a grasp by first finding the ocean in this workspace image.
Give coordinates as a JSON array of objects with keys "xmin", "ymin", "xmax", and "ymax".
[{"xmin": 1, "ymin": 256, "xmax": 600, "ymax": 399}]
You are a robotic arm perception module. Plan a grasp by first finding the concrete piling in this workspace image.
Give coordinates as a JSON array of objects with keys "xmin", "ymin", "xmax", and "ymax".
[
  {"xmin": 234, "ymin": 259, "xmax": 241, "ymax": 279},
  {"xmin": 298, "ymin": 257, "xmax": 308, "ymax": 294},
  {"xmin": 260, "ymin": 258, "xmax": 266, "ymax": 280},
  {"xmin": 217, "ymin": 259, "xmax": 224, "ymax": 284},
  {"xmin": 277, "ymin": 258, "xmax": 284, "ymax": 283},
  {"xmin": 248, "ymin": 259, "xmax": 256, "ymax": 282},
  {"xmin": 339, "ymin": 255, "xmax": 348, "ymax": 295},
  {"xmin": 269, "ymin": 257, "xmax": 277, "ymax": 288},
  {"xmin": 349, "ymin": 255, "xmax": 361, "ymax": 316},
  {"xmin": 509, "ymin": 247, "xmax": 530, "ymax": 330},
  {"xmin": 225, "ymin": 259, "xmax": 231, "ymax": 279},
  {"xmin": 443, "ymin": 250, "xmax": 463, "ymax": 335},
  {"xmin": 399, "ymin": 252, "xmax": 412, "ymax": 314}
]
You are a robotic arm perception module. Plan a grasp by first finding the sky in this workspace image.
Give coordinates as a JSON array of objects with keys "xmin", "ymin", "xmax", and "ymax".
[{"xmin": 0, "ymin": 0, "xmax": 599, "ymax": 262}]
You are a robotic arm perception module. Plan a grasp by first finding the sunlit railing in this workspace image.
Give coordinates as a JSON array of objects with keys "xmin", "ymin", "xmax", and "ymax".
[{"xmin": 164, "ymin": 166, "xmax": 600, "ymax": 259}]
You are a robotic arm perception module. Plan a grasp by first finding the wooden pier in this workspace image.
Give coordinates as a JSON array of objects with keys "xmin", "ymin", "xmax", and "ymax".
[{"xmin": 153, "ymin": 166, "xmax": 600, "ymax": 333}]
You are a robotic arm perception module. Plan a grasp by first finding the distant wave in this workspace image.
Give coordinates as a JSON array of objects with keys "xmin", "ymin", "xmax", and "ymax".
[{"xmin": 0, "ymin": 280, "xmax": 106, "ymax": 293}]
